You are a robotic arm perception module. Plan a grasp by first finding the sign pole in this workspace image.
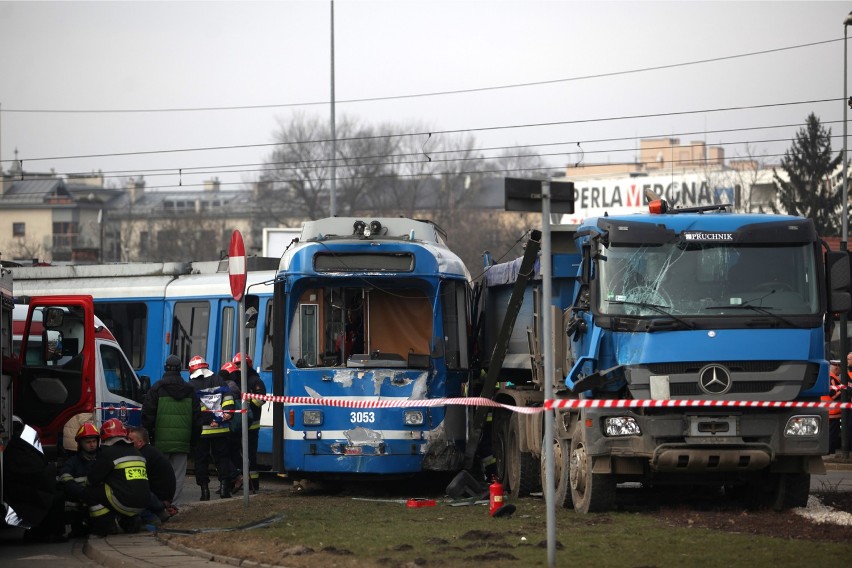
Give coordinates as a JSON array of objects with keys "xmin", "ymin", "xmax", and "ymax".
[
  {"xmin": 228, "ymin": 230, "xmax": 250, "ymax": 505},
  {"xmin": 504, "ymin": 177, "xmax": 573, "ymax": 568}
]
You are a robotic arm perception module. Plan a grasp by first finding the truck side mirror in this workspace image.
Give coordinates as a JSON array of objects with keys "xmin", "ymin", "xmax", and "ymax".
[
  {"xmin": 43, "ymin": 307, "xmax": 64, "ymax": 330},
  {"xmin": 43, "ymin": 329, "xmax": 64, "ymax": 362},
  {"xmin": 825, "ymin": 250, "xmax": 851, "ymax": 313}
]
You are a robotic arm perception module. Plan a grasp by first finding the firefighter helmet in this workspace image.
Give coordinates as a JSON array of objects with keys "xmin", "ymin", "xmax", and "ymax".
[
  {"xmin": 189, "ymin": 355, "xmax": 209, "ymax": 373},
  {"xmin": 220, "ymin": 361, "xmax": 237, "ymax": 374},
  {"xmin": 75, "ymin": 422, "xmax": 100, "ymax": 442},
  {"xmin": 165, "ymin": 354, "xmax": 182, "ymax": 371},
  {"xmin": 232, "ymin": 353, "xmax": 252, "ymax": 367},
  {"xmin": 100, "ymin": 418, "xmax": 128, "ymax": 442}
]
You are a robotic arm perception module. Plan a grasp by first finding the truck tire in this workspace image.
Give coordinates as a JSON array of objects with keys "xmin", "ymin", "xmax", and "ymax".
[
  {"xmin": 493, "ymin": 411, "xmax": 540, "ymax": 496},
  {"xmin": 507, "ymin": 413, "xmax": 541, "ymax": 496},
  {"xmin": 569, "ymin": 424, "xmax": 616, "ymax": 513},
  {"xmin": 770, "ymin": 473, "xmax": 810, "ymax": 511},
  {"xmin": 540, "ymin": 436, "xmax": 573, "ymax": 508}
]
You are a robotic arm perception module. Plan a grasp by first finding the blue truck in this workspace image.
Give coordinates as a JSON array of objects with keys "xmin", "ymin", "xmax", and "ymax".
[{"xmin": 477, "ymin": 196, "xmax": 850, "ymax": 513}]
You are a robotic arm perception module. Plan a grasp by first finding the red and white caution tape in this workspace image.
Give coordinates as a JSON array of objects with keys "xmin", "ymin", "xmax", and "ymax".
[{"xmin": 242, "ymin": 392, "xmax": 852, "ymax": 413}]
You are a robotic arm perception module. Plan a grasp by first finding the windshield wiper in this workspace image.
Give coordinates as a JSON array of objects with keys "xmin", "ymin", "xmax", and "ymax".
[
  {"xmin": 704, "ymin": 303, "xmax": 796, "ymax": 327},
  {"xmin": 608, "ymin": 300, "xmax": 694, "ymax": 329}
]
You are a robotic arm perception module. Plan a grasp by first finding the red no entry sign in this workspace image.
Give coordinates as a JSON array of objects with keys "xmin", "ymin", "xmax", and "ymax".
[{"xmin": 229, "ymin": 230, "xmax": 247, "ymax": 301}]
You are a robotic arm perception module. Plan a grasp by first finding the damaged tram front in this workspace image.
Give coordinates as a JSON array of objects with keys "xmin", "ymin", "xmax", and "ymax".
[{"xmin": 271, "ymin": 217, "xmax": 472, "ymax": 479}]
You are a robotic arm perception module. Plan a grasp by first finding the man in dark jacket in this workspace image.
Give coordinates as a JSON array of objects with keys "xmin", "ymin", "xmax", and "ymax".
[
  {"xmin": 82, "ymin": 418, "xmax": 150, "ymax": 535},
  {"xmin": 142, "ymin": 354, "xmax": 201, "ymax": 506},
  {"xmin": 128, "ymin": 426, "xmax": 177, "ymax": 524}
]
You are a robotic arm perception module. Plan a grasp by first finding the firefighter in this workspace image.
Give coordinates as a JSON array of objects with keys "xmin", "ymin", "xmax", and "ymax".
[
  {"xmin": 825, "ymin": 359, "xmax": 845, "ymax": 454},
  {"xmin": 188, "ymin": 355, "xmax": 235, "ymax": 500},
  {"xmin": 83, "ymin": 418, "xmax": 150, "ymax": 535},
  {"xmin": 58, "ymin": 422, "xmax": 101, "ymax": 537},
  {"xmin": 232, "ymin": 352, "xmax": 266, "ymax": 492}
]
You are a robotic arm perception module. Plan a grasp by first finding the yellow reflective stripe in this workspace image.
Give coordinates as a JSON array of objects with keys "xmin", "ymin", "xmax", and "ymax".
[
  {"xmin": 89, "ymin": 504, "xmax": 111, "ymax": 518},
  {"xmin": 201, "ymin": 426, "xmax": 230, "ymax": 435},
  {"xmin": 104, "ymin": 485, "xmax": 144, "ymax": 516},
  {"xmin": 115, "ymin": 460, "xmax": 146, "ymax": 469},
  {"xmin": 249, "ymin": 423, "xmax": 260, "ymax": 430}
]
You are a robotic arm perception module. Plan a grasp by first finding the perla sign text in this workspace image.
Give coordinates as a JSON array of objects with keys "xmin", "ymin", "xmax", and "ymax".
[{"xmin": 561, "ymin": 173, "xmax": 739, "ymax": 224}]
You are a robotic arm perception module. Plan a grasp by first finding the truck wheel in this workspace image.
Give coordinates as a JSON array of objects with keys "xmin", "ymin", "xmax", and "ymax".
[
  {"xmin": 506, "ymin": 413, "xmax": 542, "ymax": 497},
  {"xmin": 770, "ymin": 473, "xmax": 810, "ymax": 511},
  {"xmin": 492, "ymin": 410, "xmax": 510, "ymax": 485},
  {"xmin": 569, "ymin": 424, "xmax": 616, "ymax": 513},
  {"xmin": 540, "ymin": 436, "xmax": 573, "ymax": 508}
]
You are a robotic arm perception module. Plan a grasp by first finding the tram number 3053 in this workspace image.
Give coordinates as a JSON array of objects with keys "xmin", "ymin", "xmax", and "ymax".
[{"xmin": 350, "ymin": 411, "xmax": 376, "ymax": 423}]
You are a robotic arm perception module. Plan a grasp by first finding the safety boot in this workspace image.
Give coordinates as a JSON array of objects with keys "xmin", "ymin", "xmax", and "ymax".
[
  {"xmin": 200, "ymin": 483, "xmax": 210, "ymax": 501},
  {"xmin": 220, "ymin": 481, "xmax": 232, "ymax": 499}
]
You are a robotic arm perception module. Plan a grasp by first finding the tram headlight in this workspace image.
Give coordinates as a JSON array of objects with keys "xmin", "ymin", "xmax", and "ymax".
[
  {"xmin": 784, "ymin": 415, "xmax": 820, "ymax": 437},
  {"xmin": 603, "ymin": 416, "xmax": 641, "ymax": 437},
  {"xmin": 302, "ymin": 410, "xmax": 323, "ymax": 426},
  {"xmin": 404, "ymin": 410, "xmax": 424, "ymax": 426}
]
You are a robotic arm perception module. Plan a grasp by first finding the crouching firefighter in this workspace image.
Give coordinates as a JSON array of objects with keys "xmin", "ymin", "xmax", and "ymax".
[
  {"xmin": 58, "ymin": 422, "xmax": 101, "ymax": 537},
  {"xmin": 82, "ymin": 418, "xmax": 150, "ymax": 535}
]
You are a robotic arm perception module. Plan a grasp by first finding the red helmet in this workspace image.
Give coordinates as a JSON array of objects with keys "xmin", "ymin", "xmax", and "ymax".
[
  {"xmin": 75, "ymin": 422, "xmax": 100, "ymax": 442},
  {"xmin": 220, "ymin": 361, "xmax": 237, "ymax": 374},
  {"xmin": 232, "ymin": 353, "xmax": 252, "ymax": 367},
  {"xmin": 100, "ymin": 418, "xmax": 128, "ymax": 442},
  {"xmin": 189, "ymin": 355, "xmax": 209, "ymax": 373}
]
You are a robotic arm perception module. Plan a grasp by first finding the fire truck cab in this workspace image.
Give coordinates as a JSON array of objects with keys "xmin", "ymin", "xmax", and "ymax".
[{"xmin": 12, "ymin": 296, "xmax": 148, "ymax": 459}]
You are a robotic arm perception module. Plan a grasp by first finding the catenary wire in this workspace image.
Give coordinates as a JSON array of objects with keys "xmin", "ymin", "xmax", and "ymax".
[
  {"xmin": 1, "ymin": 97, "xmax": 841, "ymax": 166},
  {"xmin": 0, "ymin": 38, "xmax": 839, "ymax": 114}
]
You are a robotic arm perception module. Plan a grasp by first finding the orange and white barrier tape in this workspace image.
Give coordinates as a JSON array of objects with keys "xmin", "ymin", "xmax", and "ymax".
[{"xmin": 242, "ymin": 392, "xmax": 852, "ymax": 414}]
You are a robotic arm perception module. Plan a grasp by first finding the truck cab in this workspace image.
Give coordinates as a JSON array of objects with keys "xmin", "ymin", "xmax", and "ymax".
[{"xmin": 12, "ymin": 296, "xmax": 148, "ymax": 459}]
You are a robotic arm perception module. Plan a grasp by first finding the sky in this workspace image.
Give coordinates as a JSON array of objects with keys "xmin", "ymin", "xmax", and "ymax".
[{"xmin": 0, "ymin": 0, "xmax": 849, "ymax": 193}]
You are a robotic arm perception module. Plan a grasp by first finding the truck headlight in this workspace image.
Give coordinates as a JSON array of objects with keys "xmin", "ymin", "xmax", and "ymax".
[
  {"xmin": 603, "ymin": 416, "xmax": 641, "ymax": 437},
  {"xmin": 404, "ymin": 410, "xmax": 424, "ymax": 426},
  {"xmin": 784, "ymin": 415, "xmax": 820, "ymax": 437},
  {"xmin": 302, "ymin": 410, "xmax": 323, "ymax": 426}
]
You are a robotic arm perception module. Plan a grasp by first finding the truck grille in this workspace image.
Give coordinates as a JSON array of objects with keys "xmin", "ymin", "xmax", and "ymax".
[
  {"xmin": 647, "ymin": 361, "xmax": 782, "ymax": 374},
  {"xmin": 669, "ymin": 381, "xmax": 775, "ymax": 396}
]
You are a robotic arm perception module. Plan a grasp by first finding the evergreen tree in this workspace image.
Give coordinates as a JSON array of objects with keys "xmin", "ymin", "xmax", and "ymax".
[{"xmin": 772, "ymin": 113, "xmax": 842, "ymax": 236}]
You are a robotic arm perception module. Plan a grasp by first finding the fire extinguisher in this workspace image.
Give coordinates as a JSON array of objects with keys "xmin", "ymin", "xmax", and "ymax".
[{"xmin": 489, "ymin": 476, "xmax": 504, "ymax": 517}]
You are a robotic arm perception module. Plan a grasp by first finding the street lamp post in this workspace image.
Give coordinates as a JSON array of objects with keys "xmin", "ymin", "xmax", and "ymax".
[{"xmin": 842, "ymin": 11, "xmax": 852, "ymax": 458}]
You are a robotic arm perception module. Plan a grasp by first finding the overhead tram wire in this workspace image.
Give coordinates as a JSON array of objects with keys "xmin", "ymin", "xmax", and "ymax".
[
  {"xmin": 0, "ymin": 38, "xmax": 840, "ymax": 114},
  {"xmin": 105, "ymin": 149, "xmax": 813, "ymax": 193},
  {"xmin": 13, "ymin": 115, "xmax": 845, "ymax": 185},
  {"xmin": 1, "ymin": 96, "xmax": 841, "ymax": 169},
  {"xmin": 9, "ymin": 129, "xmax": 841, "ymax": 187}
]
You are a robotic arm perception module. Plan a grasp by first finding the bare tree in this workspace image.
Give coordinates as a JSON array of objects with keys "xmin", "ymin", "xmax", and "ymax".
[
  {"xmin": 493, "ymin": 147, "xmax": 548, "ymax": 178},
  {"xmin": 2, "ymin": 236, "xmax": 46, "ymax": 263}
]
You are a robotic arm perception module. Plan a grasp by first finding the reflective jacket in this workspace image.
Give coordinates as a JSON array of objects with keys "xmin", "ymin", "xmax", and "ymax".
[
  {"xmin": 87, "ymin": 439, "xmax": 149, "ymax": 516},
  {"xmin": 190, "ymin": 369, "xmax": 235, "ymax": 437}
]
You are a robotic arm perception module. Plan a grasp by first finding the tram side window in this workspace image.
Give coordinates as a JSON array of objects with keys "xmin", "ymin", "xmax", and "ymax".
[
  {"xmin": 171, "ymin": 301, "xmax": 210, "ymax": 366},
  {"xmin": 95, "ymin": 302, "xmax": 147, "ymax": 370},
  {"xmin": 441, "ymin": 281, "xmax": 468, "ymax": 370},
  {"xmin": 261, "ymin": 300, "xmax": 274, "ymax": 371},
  {"xmin": 220, "ymin": 305, "xmax": 236, "ymax": 369},
  {"xmin": 100, "ymin": 343, "xmax": 141, "ymax": 402}
]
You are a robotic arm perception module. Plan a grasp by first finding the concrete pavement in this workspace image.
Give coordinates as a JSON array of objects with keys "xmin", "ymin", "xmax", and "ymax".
[{"xmin": 83, "ymin": 474, "xmax": 289, "ymax": 568}]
